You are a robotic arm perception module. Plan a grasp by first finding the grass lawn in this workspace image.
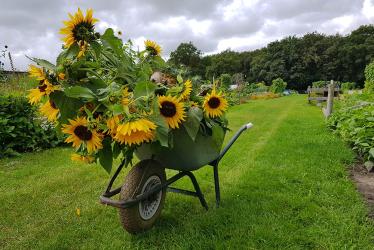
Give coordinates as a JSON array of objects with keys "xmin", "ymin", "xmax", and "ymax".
[{"xmin": 1, "ymin": 95, "xmax": 373, "ymax": 249}]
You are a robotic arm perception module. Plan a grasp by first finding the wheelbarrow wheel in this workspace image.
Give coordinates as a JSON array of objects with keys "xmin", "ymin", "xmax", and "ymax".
[{"xmin": 119, "ymin": 159, "xmax": 166, "ymax": 234}]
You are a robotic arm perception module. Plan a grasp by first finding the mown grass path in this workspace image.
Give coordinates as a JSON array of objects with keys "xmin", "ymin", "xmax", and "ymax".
[{"xmin": 1, "ymin": 95, "xmax": 373, "ymax": 249}]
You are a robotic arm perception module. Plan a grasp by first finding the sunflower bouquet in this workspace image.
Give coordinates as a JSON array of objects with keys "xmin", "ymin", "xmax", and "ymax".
[{"xmin": 27, "ymin": 8, "xmax": 229, "ymax": 172}]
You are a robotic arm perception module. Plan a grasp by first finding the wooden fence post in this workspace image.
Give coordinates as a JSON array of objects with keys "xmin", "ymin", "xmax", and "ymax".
[{"xmin": 323, "ymin": 80, "xmax": 335, "ymax": 118}]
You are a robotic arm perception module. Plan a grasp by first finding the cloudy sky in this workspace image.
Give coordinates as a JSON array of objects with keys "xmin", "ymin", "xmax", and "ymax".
[{"xmin": 1, "ymin": 0, "xmax": 374, "ymax": 71}]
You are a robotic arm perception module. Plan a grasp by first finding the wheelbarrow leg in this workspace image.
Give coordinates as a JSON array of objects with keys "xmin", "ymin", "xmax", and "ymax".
[
  {"xmin": 185, "ymin": 172, "xmax": 209, "ymax": 210},
  {"xmin": 213, "ymin": 164, "xmax": 220, "ymax": 208}
]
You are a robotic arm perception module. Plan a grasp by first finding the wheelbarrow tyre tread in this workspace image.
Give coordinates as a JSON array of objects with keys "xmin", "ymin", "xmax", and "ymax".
[{"xmin": 119, "ymin": 159, "xmax": 166, "ymax": 234}]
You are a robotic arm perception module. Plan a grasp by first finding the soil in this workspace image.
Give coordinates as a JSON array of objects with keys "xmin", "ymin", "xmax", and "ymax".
[{"xmin": 350, "ymin": 163, "xmax": 374, "ymax": 219}]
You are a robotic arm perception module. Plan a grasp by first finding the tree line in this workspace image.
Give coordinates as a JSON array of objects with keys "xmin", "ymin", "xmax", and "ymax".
[{"xmin": 168, "ymin": 25, "xmax": 374, "ymax": 91}]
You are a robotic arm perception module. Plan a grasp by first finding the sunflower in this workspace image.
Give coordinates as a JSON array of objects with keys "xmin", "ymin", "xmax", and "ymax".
[
  {"xmin": 40, "ymin": 99, "xmax": 59, "ymax": 121},
  {"xmin": 144, "ymin": 40, "xmax": 162, "ymax": 56},
  {"xmin": 62, "ymin": 117, "xmax": 103, "ymax": 153},
  {"xmin": 158, "ymin": 95, "xmax": 185, "ymax": 129},
  {"xmin": 60, "ymin": 8, "xmax": 98, "ymax": 54},
  {"xmin": 28, "ymin": 65, "xmax": 45, "ymax": 80},
  {"xmin": 122, "ymin": 87, "xmax": 131, "ymax": 106},
  {"xmin": 190, "ymin": 101, "xmax": 199, "ymax": 108},
  {"xmin": 203, "ymin": 89, "xmax": 228, "ymax": 118},
  {"xmin": 28, "ymin": 80, "xmax": 60, "ymax": 104},
  {"xmin": 106, "ymin": 115, "xmax": 120, "ymax": 136},
  {"xmin": 71, "ymin": 153, "xmax": 94, "ymax": 163},
  {"xmin": 58, "ymin": 72, "xmax": 65, "ymax": 80},
  {"xmin": 114, "ymin": 118, "xmax": 156, "ymax": 146},
  {"xmin": 77, "ymin": 40, "xmax": 88, "ymax": 58},
  {"xmin": 178, "ymin": 80, "xmax": 192, "ymax": 101}
]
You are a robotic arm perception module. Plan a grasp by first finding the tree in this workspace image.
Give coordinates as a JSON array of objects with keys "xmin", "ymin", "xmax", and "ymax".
[
  {"xmin": 183, "ymin": 24, "xmax": 374, "ymax": 92},
  {"xmin": 169, "ymin": 42, "xmax": 202, "ymax": 76},
  {"xmin": 220, "ymin": 74, "xmax": 231, "ymax": 89}
]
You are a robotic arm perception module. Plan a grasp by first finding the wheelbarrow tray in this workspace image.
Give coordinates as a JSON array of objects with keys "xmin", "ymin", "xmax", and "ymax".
[
  {"xmin": 100, "ymin": 122, "xmax": 253, "ymax": 233},
  {"xmin": 135, "ymin": 125, "xmax": 225, "ymax": 171}
]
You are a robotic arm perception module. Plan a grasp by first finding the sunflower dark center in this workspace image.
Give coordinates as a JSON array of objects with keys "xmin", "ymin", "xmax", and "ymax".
[
  {"xmin": 160, "ymin": 101, "xmax": 176, "ymax": 117},
  {"xmin": 146, "ymin": 46, "xmax": 158, "ymax": 56},
  {"xmin": 208, "ymin": 97, "xmax": 220, "ymax": 109},
  {"xmin": 73, "ymin": 22, "xmax": 95, "ymax": 42},
  {"xmin": 74, "ymin": 125, "xmax": 92, "ymax": 141},
  {"xmin": 38, "ymin": 84, "xmax": 47, "ymax": 92},
  {"xmin": 49, "ymin": 100, "xmax": 57, "ymax": 109}
]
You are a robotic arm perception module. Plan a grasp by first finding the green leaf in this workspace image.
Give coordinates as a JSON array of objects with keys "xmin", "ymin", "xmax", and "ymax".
[
  {"xmin": 112, "ymin": 142, "xmax": 122, "ymax": 159},
  {"xmin": 98, "ymin": 137, "xmax": 113, "ymax": 173},
  {"xmin": 364, "ymin": 161, "xmax": 374, "ymax": 172},
  {"xmin": 211, "ymin": 124, "xmax": 225, "ymax": 149},
  {"xmin": 369, "ymin": 148, "xmax": 374, "ymax": 158},
  {"xmin": 86, "ymin": 77, "xmax": 107, "ymax": 92},
  {"xmin": 90, "ymin": 41, "xmax": 102, "ymax": 58},
  {"xmin": 177, "ymin": 74, "xmax": 183, "ymax": 84},
  {"xmin": 134, "ymin": 81, "xmax": 156, "ymax": 98},
  {"xmin": 64, "ymin": 86, "xmax": 96, "ymax": 100},
  {"xmin": 101, "ymin": 28, "xmax": 124, "ymax": 57},
  {"xmin": 66, "ymin": 44, "xmax": 80, "ymax": 59},
  {"xmin": 110, "ymin": 104, "xmax": 124, "ymax": 115},
  {"xmin": 183, "ymin": 107, "xmax": 203, "ymax": 141},
  {"xmin": 28, "ymin": 56, "xmax": 56, "ymax": 71},
  {"xmin": 151, "ymin": 113, "xmax": 169, "ymax": 147},
  {"xmin": 50, "ymin": 91, "xmax": 83, "ymax": 124}
]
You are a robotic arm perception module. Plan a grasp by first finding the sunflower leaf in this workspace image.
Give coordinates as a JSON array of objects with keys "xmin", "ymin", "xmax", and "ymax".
[
  {"xmin": 177, "ymin": 74, "xmax": 183, "ymax": 84},
  {"xmin": 27, "ymin": 56, "xmax": 56, "ymax": 71},
  {"xmin": 101, "ymin": 28, "xmax": 124, "ymax": 58},
  {"xmin": 211, "ymin": 124, "xmax": 225, "ymax": 149},
  {"xmin": 90, "ymin": 41, "xmax": 102, "ymax": 58},
  {"xmin": 98, "ymin": 137, "xmax": 113, "ymax": 173},
  {"xmin": 50, "ymin": 91, "xmax": 83, "ymax": 124},
  {"xmin": 183, "ymin": 107, "xmax": 203, "ymax": 141},
  {"xmin": 134, "ymin": 81, "xmax": 156, "ymax": 98},
  {"xmin": 151, "ymin": 114, "xmax": 169, "ymax": 147},
  {"xmin": 64, "ymin": 86, "xmax": 96, "ymax": 100}
]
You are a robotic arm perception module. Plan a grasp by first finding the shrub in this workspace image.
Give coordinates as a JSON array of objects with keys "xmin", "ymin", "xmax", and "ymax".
[
  {"xmin": 250, "ymin": 92, "xmax": 280, "ymax": 100},
  {"xmin": 0, "ymin": 95, "xmax": 63, "ymax": 157},
  {"xmin": 341, "ymin": 82, "xmax": 356, "ymax": 91},
  {"xmin": 364, "ymin": 61, "xmax": 374, "ymax": 93},
  {"xmin": 270, "ymin": 78, "xmax": 287, "ymax": 93},
  {"xmin": 327, "ymin": 93, "xmax": 374, "ymax": 170},
  {"xmin": 254, "ymin": 82, "xmax": 268, "ymax": 92},
  {"xmin": 312, "ymin": 80, "xmax": 327, "ymax": 88}
]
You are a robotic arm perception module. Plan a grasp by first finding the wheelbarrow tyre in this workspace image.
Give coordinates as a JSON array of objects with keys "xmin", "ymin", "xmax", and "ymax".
[{"xmin": 119, "ymin": 159, "xmax": 166, "ymax": 234}]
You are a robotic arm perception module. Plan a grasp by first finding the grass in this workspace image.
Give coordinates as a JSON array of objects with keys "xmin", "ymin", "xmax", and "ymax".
[
  {"xmin": 0, "ymin": 74, "xmax": 36, "ymax": 96},
  {"xmin": 1, "ymin": 95, "xmax": 373, "ymax": 249}
]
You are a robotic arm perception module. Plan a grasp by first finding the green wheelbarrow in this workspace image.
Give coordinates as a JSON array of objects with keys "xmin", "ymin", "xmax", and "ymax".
[{"xmin": 100, "ymin": 122, "xmax": 253, "ymax": 234}]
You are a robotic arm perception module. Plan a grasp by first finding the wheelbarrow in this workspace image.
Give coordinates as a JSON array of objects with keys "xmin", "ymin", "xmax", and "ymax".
[{"xmin": 100, "ymin": 122, "xmax": 253, "ymax": 234}]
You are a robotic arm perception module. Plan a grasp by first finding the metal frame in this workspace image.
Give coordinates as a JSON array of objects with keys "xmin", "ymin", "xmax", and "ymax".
[{"xmin": 100, "ymin": 122, "xmax": 253, "ymax": 210}]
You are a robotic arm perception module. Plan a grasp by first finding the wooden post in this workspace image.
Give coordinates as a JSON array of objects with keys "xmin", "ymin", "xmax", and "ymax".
[
  {"xmin": 323, "ymin": 80, "xmax": 335, "ymax": 117},
  {"xmin": 307, "ymin": 86, "xmax": 311, "ymax": 104}
]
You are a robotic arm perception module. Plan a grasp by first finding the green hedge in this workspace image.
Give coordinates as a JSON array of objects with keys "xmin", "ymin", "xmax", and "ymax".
[
  {"xmin": 327, "ymin": 93, "xmax": 374, "ymax": 170},
  {"xmin": 0, "ymin": 95, "xmax": 63, "ymax": 157}
]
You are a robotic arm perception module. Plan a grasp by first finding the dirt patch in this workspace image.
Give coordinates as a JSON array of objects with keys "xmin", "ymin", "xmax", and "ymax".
[{"xmin": 350, "ymin": 163, "xmax": 374, "ymax": 219}]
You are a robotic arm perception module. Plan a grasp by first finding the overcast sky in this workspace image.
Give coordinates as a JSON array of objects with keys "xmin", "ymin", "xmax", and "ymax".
[{"xmin": 1, "ymin": 0, "xmax": 374, "ymax": 71}]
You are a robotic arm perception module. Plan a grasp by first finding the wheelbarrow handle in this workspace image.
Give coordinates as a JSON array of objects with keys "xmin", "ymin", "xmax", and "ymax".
[
  {"xmin": 216, "ymin": 122, "xmax": 253, "ymax": 163},
  {"xmin": 245, "ymin": 122, "xmax": 253, "ymax": 129}
]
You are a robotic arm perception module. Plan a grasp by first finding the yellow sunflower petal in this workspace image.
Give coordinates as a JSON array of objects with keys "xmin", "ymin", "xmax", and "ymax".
[{"xmin": 114, "ymin": 119, "xmax": 156, "ymax": 146}]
